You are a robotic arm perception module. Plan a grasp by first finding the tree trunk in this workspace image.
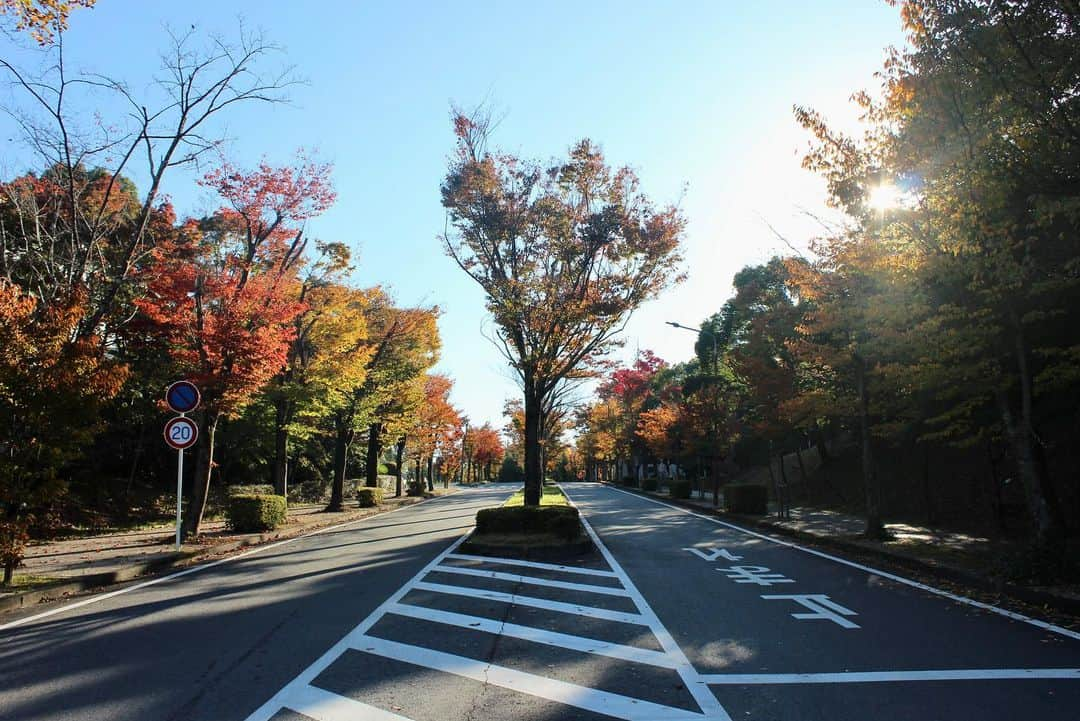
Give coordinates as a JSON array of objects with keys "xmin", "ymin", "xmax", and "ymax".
[
  {"xmin": 812, "ymin": 427, "xmax": 833, "ymax": 466},
  {"xmin": 428, "ymin": 455, "xmax": 436, "ymax": 491},
  {"xmin": 1004, "ymin": 313, "xmax": 1065, "ymax": 547},
  {"xmin": 272, "ymin": 398, "xmax": 291, "ymax": 497},
  {"xmin": 392, "ymin": 436, "xmax": 405, "ymax": 496},
  {"xmin": 523, "ymin": 382, "xmax": 543, "ymax": 506},
  {"xmin": 182, "ymin": 411, "xmax": 219, "ymax": 538},
  {"xmin": 855, "ymin": 354, "xmax": 885, "ymax": 538},
  {"xmin": 366, "ymin": 423, "xmax": 381, "ymax": 489},
  {"xmin": 794, "ymin": 441, "xmax": 808, "ymax": 485},
  {"xmin": 326, "ymin": 414, "xmax": 352, "ymax": 512}
]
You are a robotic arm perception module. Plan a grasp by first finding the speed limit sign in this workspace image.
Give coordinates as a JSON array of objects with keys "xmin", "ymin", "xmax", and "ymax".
[{"xmin": 164, "ymin": 416, "xmax": 199, "ymax": 450}]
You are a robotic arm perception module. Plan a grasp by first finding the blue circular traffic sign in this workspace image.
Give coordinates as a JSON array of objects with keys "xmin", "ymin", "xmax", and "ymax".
[{"xmin": 166, "ymin": 381, "xmax": 201, "ymax": 414}]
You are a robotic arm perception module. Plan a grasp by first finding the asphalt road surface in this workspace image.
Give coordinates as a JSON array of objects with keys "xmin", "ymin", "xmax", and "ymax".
[{"xmin": 2, "ymin": 483, "xmax": 1078, "ymax": 720}]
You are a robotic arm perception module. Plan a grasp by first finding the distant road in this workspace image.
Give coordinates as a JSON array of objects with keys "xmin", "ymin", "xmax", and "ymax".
[{"xmin": 2, "ymin": 483, "xmax": 1078, "ymax": 721}]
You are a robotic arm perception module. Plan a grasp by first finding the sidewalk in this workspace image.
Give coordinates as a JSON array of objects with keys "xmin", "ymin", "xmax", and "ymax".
[
  {"xmin": 1, "ymin": 491, "xmax": 455, "ymax": 614},
  {"xmin": 627, "ymin": 484, "xmax": 1080, "ymax": 618}
]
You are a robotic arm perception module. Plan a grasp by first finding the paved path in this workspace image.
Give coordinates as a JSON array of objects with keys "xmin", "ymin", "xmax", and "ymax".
[{"xmin": 2, "ymin": 483, "xmax": 1078, "ymax": 720}]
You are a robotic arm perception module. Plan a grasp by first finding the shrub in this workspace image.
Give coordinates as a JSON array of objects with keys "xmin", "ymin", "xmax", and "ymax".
[
  {"xmin": 497, "ymin": 457, "xmax": 524, "ymax": 483},
  {"xmin": 227, "ymin": 484, "xmax": 275, "ymax": 497},
  {"xmin": 641, "ymin": 477, "xmax": 659, "ymax": 492},
  {"xmin": 226, "ymin": 494, "xmax": 287, "ymax": 532},
  {"xmin": 669, "ymin": 480, "xmax": 692, "ymax": 499},
  {"xmin": 475, "ymin": 505, "xmax": 581, "ymax": 540},
  {"xmin": 406, "ymin": 480, "xmax": 425, "ymax": 496},
  {"xmin": 356, "ymin": 486, "xmax": 384, "ymax": 507},
  {"xmin": 621, "ymin": 476, "xmax": 637, "ymax": 488},
  {"xmin": 725, "ymin": 484, "xmax": 768, "ymax": 514},
  {"xmin": 383, "ymin": 462, "xmax": 398, "ymax": 476}
]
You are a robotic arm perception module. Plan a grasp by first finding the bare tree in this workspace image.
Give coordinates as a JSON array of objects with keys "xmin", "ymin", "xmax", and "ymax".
[{"xmin": 0, "ymin": 24, "xmax": 299, "ymax": 340}]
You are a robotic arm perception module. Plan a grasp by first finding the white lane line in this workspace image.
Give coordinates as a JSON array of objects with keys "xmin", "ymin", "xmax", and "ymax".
[
  {"xmin": 0, "ymin": 493, "xmax": 457, "ymax": 633},
  {"xmin": 386, "ymin": 602, "xmax": 679, "ymax": 669},
  {"xmin": 432, "ymin": 564, "xmax": 631, "ymax": 597},
  {"xmin": 562, "ymin": 486, "xmax": 733, "ymax": 721},
  {"xmin": 277, "ymin": 683, "xmax": 413, "ymax": 720},
  {"xmin": 700, "ymin": 669, "xmax": 1080, "ymax": 684},
  {"xmin": 445, "ymin": 552, "xmax": 619, "ymax": 578},
  {"xmin": 593, "ymin": 484, "xmax": 1080, "ymax": 643},
  {"xmin": 349, "ymin": 634, "xmax": 705, "ymax": 721},
  {"xmin": 411, "ymin": 581, "xmax": 647, "ymax": 626},
  {"xmin": 243, "ymin": 533, "xmax": 476, "ymax": 721}
]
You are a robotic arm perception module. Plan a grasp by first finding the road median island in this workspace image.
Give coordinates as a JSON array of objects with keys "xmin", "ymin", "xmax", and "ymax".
[
  {"xmin": 461, "ymin": 483, "xmax": 596, "ymax": 562},
  {"xmin": 601, "ymin": 481, "xmax": 1080, "ymax": 623},
  {"xmin": 0, "ymin": 490, "xmax": 458, "ymax": 616}
]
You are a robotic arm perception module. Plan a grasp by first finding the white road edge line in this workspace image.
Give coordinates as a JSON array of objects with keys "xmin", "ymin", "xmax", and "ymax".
[
  {"xmin": 0, "ymin": 492, "xmax": 456, "ymax": 633},
  {"xmin": 349, "ymin": 634, "xmax": 705, "ymax": 721},
  {"xmin": 593, "ymin": 484, "xmax": 1080, "ymax": 643},
  {"xmin": 386, "ymin": 601, "xmax": 679, "ymax": 669},
  {"xmin": 243, "ymin": 533, "xmax": 473, "ymax": 721},
  {"xmin": 431, "ymin": 564, "xmax": 631, "ymax": 596},
  {"xmin": 445, "ymin": 552, "xmax": 619, "ymax": 578},
  {"xmin": 561, "ymin": 485, "xmax": 733, "ymax": 721},
  {"xmin": 411, "ymin": 580, "xmax": 647, "ymax": 625},
  {"xmin": 699, "ymin": 669, "xmax": 1080, "ymax": 684}
]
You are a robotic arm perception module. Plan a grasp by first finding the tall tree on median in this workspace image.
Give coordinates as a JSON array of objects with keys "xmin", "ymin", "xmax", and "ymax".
[{"xmin": 441, "ymin": 108, "xmax": 685, "ymax": 505}]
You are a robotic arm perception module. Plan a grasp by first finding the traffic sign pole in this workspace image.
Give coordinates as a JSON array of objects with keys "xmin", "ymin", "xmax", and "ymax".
[
  {"xmin": 176, "ymin": 444, "xmax": 183, "ymax": 551},
  {"xmin": 164, "ymin": 381, "xmax": 200, "ymax": 552}
]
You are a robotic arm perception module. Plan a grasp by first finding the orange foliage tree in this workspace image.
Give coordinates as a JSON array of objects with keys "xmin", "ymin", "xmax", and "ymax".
[
  {"xmin": 133, "ymin": 157, "xmax": 334, "ymax": 537},
  {"xmin": 0, "ymin": 281, "xmax": 125, "ymax": 582}
]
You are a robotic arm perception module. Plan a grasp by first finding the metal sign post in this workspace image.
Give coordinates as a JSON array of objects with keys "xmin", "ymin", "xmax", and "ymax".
[{"xmin": 165, "ymin": 382, "xmax": 201, "ymax": 551}]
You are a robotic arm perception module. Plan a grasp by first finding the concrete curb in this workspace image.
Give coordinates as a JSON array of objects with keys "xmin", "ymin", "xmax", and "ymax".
[
  {"xmin": 604, "ymin": 483, "xmax": 1080, "ymax": 617},
  {"xmin": 0, "ymin": 494, "xmax": 441, "ymax": 616}
]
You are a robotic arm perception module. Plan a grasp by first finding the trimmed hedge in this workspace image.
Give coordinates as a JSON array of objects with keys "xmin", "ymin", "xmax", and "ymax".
[
  {"xmin": 725, "ymin": 484, "xmax": 768, "ymax": 514},
  {"xmin": 669, "ymin": 480, "xmax": 692, "ymax": 499},
  {"xmin": 356, "ymin": 486, "xmax": 384, "ymax": 507},
  {"xmin": 227, "ymin": 484, "xmax": 275, "ymax": 497},
  {"xmin": 621, "ymin": 476, "xmax": 637, "ymax": 488},
  {"xmin": 226, "ymin": 494, "xmax": 287, "ymax": 532},
  {"xmin": 641, "ymin": 477, "xmax": 658, "ymax": 492},
  {"xmin": 475, "ymin": 505, "xmax": 581, "ymax": 540}
]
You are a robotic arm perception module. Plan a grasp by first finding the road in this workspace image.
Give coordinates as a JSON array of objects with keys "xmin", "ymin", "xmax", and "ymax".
[{"xmin": 2, "ymin": 483, "xmax": 1078, "ymax": 720}]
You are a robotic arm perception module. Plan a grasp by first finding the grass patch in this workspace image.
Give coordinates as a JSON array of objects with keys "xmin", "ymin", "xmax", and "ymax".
[
  {"xmin": 3, "ymin": 574, "xmax": 59, "ymax": 590},
  {"xmin": 502, "ymin": 483, "xmax": 569, "ymax": 508}
]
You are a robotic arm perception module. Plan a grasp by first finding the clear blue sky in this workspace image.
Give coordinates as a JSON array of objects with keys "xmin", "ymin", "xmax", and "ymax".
[{"xmin": 0, "ymin": 1, "xmax": 907, "ymax": 428}]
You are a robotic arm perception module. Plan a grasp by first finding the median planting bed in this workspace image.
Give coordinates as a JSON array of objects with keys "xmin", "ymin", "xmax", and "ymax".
[{"xmin": 462, "ymin": 483, "xmax": 592, "ymax": 559}]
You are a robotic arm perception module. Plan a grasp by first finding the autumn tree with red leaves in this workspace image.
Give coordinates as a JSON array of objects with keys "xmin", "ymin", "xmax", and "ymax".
[
  {"xmin": 134, "ymin": 156, "xmax": 334, "ymax": 537},
  {"xmin": 0, "ymin": 280, "xmax": 125, "ymax": 583},
  {"xmin": 470, "ymin": 424, "xmax": 505, "ymax": 482}
]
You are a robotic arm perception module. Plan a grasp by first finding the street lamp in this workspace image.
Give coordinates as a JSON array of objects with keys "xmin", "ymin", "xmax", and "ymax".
[{"xmin": 666, "ymin": 321, "xmax": 718, "ymax": 374}]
